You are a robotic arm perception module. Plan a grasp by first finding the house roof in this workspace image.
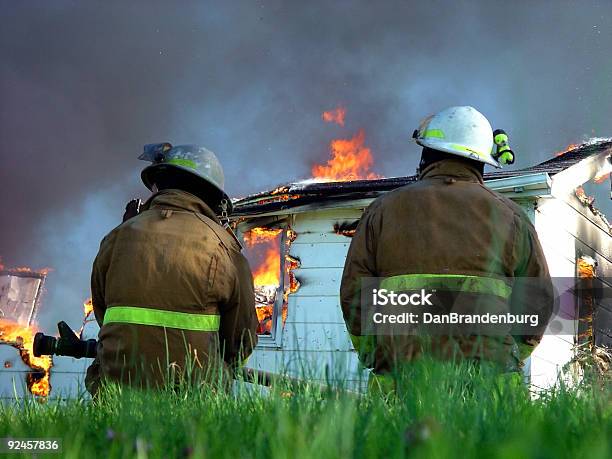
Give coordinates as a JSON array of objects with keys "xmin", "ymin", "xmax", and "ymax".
[{"xmin": 233, "ymin": 138, "xmax": 612, "ymax": 217}]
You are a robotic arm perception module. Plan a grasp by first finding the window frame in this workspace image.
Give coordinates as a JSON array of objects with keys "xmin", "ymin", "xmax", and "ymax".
[{"xmin": 237, "ymin": 217, "xmax": 289, "ymax": 348}]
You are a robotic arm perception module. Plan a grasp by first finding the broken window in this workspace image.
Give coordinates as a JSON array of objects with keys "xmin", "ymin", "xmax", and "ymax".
[
  {"xmin": 576, "ymin": 256, "xmax": 597, "ymax": 348},
  {"xmin": 0, "ymin": 270, "xmax": 46, "ymax": 326},
  {"xmin": 240, "ymin": 223, "xmax": 298, "ymax": 342}
]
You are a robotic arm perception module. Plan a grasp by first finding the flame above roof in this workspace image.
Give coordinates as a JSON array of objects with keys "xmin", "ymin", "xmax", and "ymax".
[{"xmin": 233, "ymin": 138, "xmax": 612, "ymax": 217}]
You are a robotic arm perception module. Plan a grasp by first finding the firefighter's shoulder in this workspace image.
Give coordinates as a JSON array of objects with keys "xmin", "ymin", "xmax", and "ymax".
[
  {"xmin": 97, "ymin": 221, "xmax": 124, "ymax": 249},
  {"xmin": 371, "ymin": 182, "xmax": 419, "ymax": 208},
  {"xmin": 193, "ymin": 212, "xmax": 241, "ymax": 253},
  {"xmin": 482, "ymin": 187, "xmax": 534, "ymax": 225}
]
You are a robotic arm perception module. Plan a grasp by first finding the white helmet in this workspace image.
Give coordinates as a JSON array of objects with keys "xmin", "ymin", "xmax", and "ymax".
[{"xmin": 413, "ymin": 106, "xmax": 500, "ymax": 168}]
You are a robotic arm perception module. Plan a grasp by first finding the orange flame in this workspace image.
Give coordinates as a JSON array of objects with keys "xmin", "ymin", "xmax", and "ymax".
[
  {"xmin": 16, "ymin": 266, "xmax": 52, "ymax": 276},
  {"xmin": 0, "ymin": 263, "xmax": 52, "ymax": 276},
  {"xmin": 77, "ymin": 298, "xmax": 96, "ymax": 337},
  {"xmin": 575, "ymin": 186, "xmax": 596, "ymax": 206},
  {"xmin": 576, "ymin": 256, "xmax": 596, "ymax": 344},
  {"xmin": 244, "ymin": 228, "xmax": 283, "ymax": 286},
  {"xmin": 0, "ymin": 319, "xmax": 52, "ymax": 396},
  {"xmin": 593, "ymin": 159, "xmax": 611, "ymax": 184},
  {"xmin": 593, "ymin": 173, "xmax": 609, "ymax": 184},
  {"xmin": 555, "ymin": 143, "xmax": 580, "ymax": 157},
  {"xmin": 243, "ymin": 227, "xmax": 283, "ymax": 248},
  {"xmin": 84, "ymin": 298, "xmax": 94, "ymax": 318},
  {"xmin": 253, "ymin": 248, "xmax": 281, "ymax": 286},
  {"xmin": 312, "ymin": 129, "xmax": 381, "ymax": 182},
  {"xmin": 578, "ymin": 257, "xmax": 596, "ymax": 278},
  {"xmin": 243, "ymin": 227, "xmax": 283, "ymax": 288},
  {"xmin": 322, "ymin": 106, "xmax": 346, "ymax": 126},
  {"xmin": 255, "ymin": 305, "xmax": 274, "ymax": 327},
  {"xmin": 243, "ymin": 228, "xmax": 283, "ymax": 334},
  {"xmin": 242, "ymin": 228, "xmax": 300, "ymax": 335}
]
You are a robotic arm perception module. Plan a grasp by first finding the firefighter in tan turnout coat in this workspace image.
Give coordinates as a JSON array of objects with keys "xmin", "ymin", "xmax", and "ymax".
[
  {"xmin": 340, "ymin": 106, "xmax": 554, "ymax": 379},
  {"xmin": 85, "ymin": 143, "xmax": 258, "ymax": 394}
]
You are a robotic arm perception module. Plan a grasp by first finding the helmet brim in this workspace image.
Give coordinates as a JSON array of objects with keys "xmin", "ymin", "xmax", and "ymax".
[
  {"xmin": 141, "ymin": 163, "xmax": 233, "ymax": 213},
  {"xmin": 416, "ymin": 139, "xmax": 502, "ymax": 168}
]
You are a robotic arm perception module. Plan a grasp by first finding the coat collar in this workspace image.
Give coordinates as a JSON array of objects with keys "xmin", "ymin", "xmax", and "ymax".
[
  {"xmin": 418, "ymin": 158, "xmax": 484, "ymax": 184},
  {"xmin": 142, "ymin": 189, "xmax": 221, "ymax": 223}
]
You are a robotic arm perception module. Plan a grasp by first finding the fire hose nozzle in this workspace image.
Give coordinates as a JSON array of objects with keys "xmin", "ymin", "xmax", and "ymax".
[{"xmin": 33, "ymin": 321, "xmax": 97, "ymax": 359}]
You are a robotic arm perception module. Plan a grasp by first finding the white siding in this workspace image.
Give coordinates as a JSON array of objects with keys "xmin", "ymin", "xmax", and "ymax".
[
  {"xmin": 49, "ymin": 356, "xmax": 93, "ymax": 399},
  {"xmin": 530, "ymin": 197, "xmax": 577, "ymax": 390},
  {"xmin": 0, "ymin": 341, "xmax": 95, "ymax": 401},
  {"xmin": 246, "ymin": 193, "xmax": 611, "ymax": 392},
  {"xmin": 0, "ymin": 345, "xmax": 31, "ymax": 400},
  {"xmin": 245, "ymin": 208, "xmax": 369, "ymax": 390},
  {"xmin": 530, "ymin": 194, "xmax": 611, "ymax": 391}
]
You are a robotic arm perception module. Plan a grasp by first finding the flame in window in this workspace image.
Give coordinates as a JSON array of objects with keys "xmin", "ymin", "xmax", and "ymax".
[{"xmin": 242, "ymin": 227, "xmax": 299, "ymax": 335}]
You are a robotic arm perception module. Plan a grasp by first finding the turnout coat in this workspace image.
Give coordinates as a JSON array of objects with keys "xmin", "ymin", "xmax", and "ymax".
[
  {"xmin": 340, "ymin": 159, "xmax": 554, "ymax": 373},
  {"xmin": 85, "ymin": 189, "xmax": 258, "ymax": 393}
]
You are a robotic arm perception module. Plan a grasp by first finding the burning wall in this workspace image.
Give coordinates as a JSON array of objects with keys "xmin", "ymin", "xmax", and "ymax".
[{"xmin": 0, "ymin": 319, "xmax": 52, "ymax": 396}]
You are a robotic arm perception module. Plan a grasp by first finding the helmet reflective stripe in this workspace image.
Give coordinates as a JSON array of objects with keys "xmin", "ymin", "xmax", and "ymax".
[
  {"xmin": 423, "ymin": 129, "xmax": 445, "ymax": 139},
  {"xmin": 449, "ymin": 143, "xmax": 489, "ymax": 160},
  {"xmin": 166, "ymin": 158, "xmax": 197, "ymax": 170},
  {"xmin": 414, "ymin": 106, "xmax": 501, "ymax": 168},
  {"xmin": 103, "ymin": 306, "xmax": 220, "ymax": 331}
]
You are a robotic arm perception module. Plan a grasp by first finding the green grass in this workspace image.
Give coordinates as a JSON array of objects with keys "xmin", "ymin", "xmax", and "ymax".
[{"xmin": 0, "ymin": 359, "xmax": 610, "ymax": 459}]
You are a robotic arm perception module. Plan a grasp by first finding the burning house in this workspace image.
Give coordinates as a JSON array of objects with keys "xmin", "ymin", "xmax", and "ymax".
[
  {"xmin": 234, "ymin": 139, "xmax": 612, "ymax": 391},
  {"xmin": 2, "ymin": 136, "xmax": 609, "ymax": 398},
  {"xmin": 0, "ymin": 267, "xmax": 52, "ymax": 397},
  {"xmin": 0, "ymin": 266, "xmax": 95, "ymax": 400}
]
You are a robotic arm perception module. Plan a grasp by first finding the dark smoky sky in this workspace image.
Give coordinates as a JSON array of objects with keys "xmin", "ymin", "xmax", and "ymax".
[{"xmin": 1, "ymin": 0, "xmax": 611, "ymax": 331}]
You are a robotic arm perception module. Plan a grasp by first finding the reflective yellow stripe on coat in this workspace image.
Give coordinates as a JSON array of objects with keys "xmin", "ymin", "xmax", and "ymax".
[
  {"xmin": 380, "ymin": 274, "xmax": 512, "ymax": 299},
  {"xmin": 103, "ymin": 306, "xmax": 220, "ymax": 331}
]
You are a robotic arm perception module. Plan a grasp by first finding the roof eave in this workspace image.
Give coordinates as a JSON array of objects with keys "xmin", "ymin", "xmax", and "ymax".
[
  {"xmin": 550, "ymin": 147, "xmax": 612, "ymax": 197},
  {"xmin": 232, "ymin": 172, "xmax": 553, "ymax": 218},
  {"xmin": 485, "ymin": 172, "xmax": 553, "ymax": 200}
]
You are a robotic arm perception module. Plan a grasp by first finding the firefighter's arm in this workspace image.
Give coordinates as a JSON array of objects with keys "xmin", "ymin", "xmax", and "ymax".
[
  {"xmin": 340, "ymin": 203, "xmax": 379, "ymax": 364},
  {"xmin": 87, "ymin": 234, "xmax": 114, "ymax": 395},
  {"xmin": 90, "ymin": 234, "xmax": 114, "ymax": 327},
  {"xmin": 511, "ymin": 216, "xmax": 554, "ymax": 359},
  {"xmin": 218, "ymin": 250, "xmax": 258, "ymax": 369}
]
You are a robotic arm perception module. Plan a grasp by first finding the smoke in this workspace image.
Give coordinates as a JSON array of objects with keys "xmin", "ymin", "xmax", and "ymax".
[{"xmin": 1, "ymin": 0, "xmax": 611, "ymax": 329}]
